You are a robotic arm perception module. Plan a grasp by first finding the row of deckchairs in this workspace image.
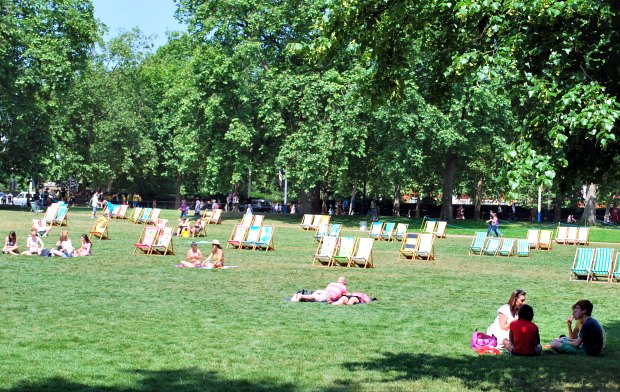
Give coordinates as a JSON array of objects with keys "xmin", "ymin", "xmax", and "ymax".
[
  {"xmin": 526, "ymin": 229, "xmax": 553, "ymax": 250},
  {"xmin": 313, "ymin": 223, "xmax": 342, "ymax": 242},
  {"xmin": 133, "ymin": 226, "xmax": 175, "ymax": 256},
  {"xmin": 103, "ymin": 204, "xmax": 129, "ymax": 219},
  {"xmin": 201, "ymin": 208, "xmax": 223, "ymax": 224},
  {"xmin": 469, "ymin": 232, "xmax": 530, "ymax": 257},
  {"xmin": 239, "ymin": 213, "xmax": 264, "ymax": 228},
  {"xmin": 421, "ymin": 220, "xmax": 448, "ymax": 238},
  {"xmin": 43, "ymin": 202, "xmax": 69, "ymax": 226},
  {"xmin": 300, "ymin": 214, "xmax": 330, "ymax": 231},
  {"xmin": 398, "ymin": 233, "xmax": 436, "ymax": 260},
  {"xmin": 368, "ymin": 222, "xmax": 409, "ymax": 241},
  {"xmin": 126, "ymin": 208, "xmax": 162, "ymax": 224},
  {"xmin": 570, "ymin": 248, "xmax": 620, "ymax": 283},
  {"xmin": 312, "ymin": 236, "xmax": 374, "ymax": 268},
  {"xmin": 226, "ymin": 225, "xmax": 275, "ymax": 251},
  {"xmin": 555, "ymin": 225, "xmax": 590, "ymax": 245}
]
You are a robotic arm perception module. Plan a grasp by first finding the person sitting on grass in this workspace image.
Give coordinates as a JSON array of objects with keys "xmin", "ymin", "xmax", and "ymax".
[
  {"xmin": 50, "ymin": 231, "xmax": 75, "ymax": 258},
  {"xmin": 504, "ymin": 304, "xmax": 542, "ymax": 356},
  {"xmin": 201, "ymin": 240, "xmax": 224, "ymax": 268},
  {"xmin": 74, "ymin": 234, "xmax": 92, "ymax": 257},
  {"xmin": 189, "ymin": 218, "xmax": 206, "ymax": 237},
  {"xmin": 2, "ymin": 231, "xmax": 19, "ymax": 255},
  {"xmin": 22, "ymin": 230, "xmax": 45, "ymax": 255},
  {"xmin": 291, "ymin": 276, "xmax": 347, "ymax": 303},
  {"xmin": 486, "ymin": 289, "xmax": 526, "ymax": 349},
  {"xmin": 177, "ymin": 242, "xmax": 204, "ymax": 268},
  {"xmin": 175, "ymin": 217, "xmax": 190, "ymax": 237},
  {"xmin": 550, "ymin": 300, "xmax": 604, "ymax": 356}
]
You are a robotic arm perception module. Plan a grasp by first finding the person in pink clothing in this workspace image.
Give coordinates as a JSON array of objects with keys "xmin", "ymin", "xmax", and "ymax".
[{"xmin": 290, "ymin": 277, "xmax": 347, "ymax": 302}]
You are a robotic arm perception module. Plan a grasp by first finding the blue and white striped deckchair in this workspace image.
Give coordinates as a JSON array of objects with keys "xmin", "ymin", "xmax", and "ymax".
[
  {"xmin": 469, "ymin": 232, "xmax": 487, "ymax": 255},
  {"xmin": 313, "ymin": 223, "xmax": 329, "ymax": 242},
  {"xmin": 254, "ymin": 226, "xmax": 275, "ymax": 251},
  {"xmin": 394, "ymin": 223, "xmax": 409, "ymax": 241},
  {"xmin": 328, "ymin": 223, "xmax": 342, "ymax": 238},
  {"xmin": 589, "ymin": 248, "xmax": 614, "ymax": 282},
  {"xmin": 380, "ymin": 222, "xmax": 396, "ymax": 241},
  {"xmin": 369, "ymin": 221, "xmax": 384, "ymax": 240},
  {"xmin": 570, "ymin": 248, "xmax": 595, "ymax": 281},
  {"xmin": 516, "ymin": 240, "xmax": 530, "ymax": 257},
  {"xmin": 482, "ymin": 238, "xmax": 502, "ymax": 256},
  {"xmin": 497, "ymin": 238, "xmax": 515, "ymax": 257}
]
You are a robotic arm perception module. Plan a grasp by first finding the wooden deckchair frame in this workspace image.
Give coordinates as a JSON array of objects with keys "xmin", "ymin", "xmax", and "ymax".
[
  {"xmin": 399, "ymin": 233, "xmax": 419, "ymax": 260},
  {"xmin": 433, "ymin": 221, "xmax": 447, "ymax": 238},
  {"xmin": 570, "ymin": 248, "xmax": 595, "ymax": 281},
  {"xmin": 312, "ymin": 235, "xmax": 338, "ymax": 266},
  {"xmin": 332, "ymin": 236, "xmax": 356, "ymax": 267},
  {"xmin": 227, "ymin": 225, "xmax": 248, "ymax": 249},
  {"xmin": 538, "ymin": 230, "xmax": 553, "ymax": 250},
  {"xmin": 497, "ymin": 238, "xmax": 515, "ymax": 257},
  {"xmin": 313, "ymin": 222, "xmax": 329, "ymax": 242},
  {"xmin": 527, "ymin": 230, "xmax": 540, "ymax": 249},
  {"xmin": 481, "ymin": 237, "xmax": 502, "ymax": 256},
  {"xmin": 254, "ymin": 226, "xmax": 275, "ymax": 251},
  {"xmin": 146, "ymin": 208, "xmax": 161, "ymax": 224},
  {"xmin": 349, "ymin": 238, "xmax": 374, "ymax": 268},
  {"xmin": 565, "ymin": 226, "xmax": 578, "ymax": 245},
  {"xmin": 469, "ymin": 232, "xmax": 487, "ymax": 255},
  {"xmin": 150, "ymin": 227, "xmax": 175, "ymax": 256},
  {"xmin": 423, "ymin": 220, "xmax": 437, "ymax": 235},
  {"xmin": 252, "ymin": 215, "xmax": 265, "ymax": 227},
  {"xmin": 368, "ymin": 221, "xmax": 384, "ymax": 240},
  {"xmin": 114, "ymin": 204, "xmax": 129, "ymax": 219},
  {"xmin": 89, "ymin": 217, "xmax": 110, "ymax": 241},
  {"xmin": 576, "ymin": 227, "xmax": 590, "ymax": 245},
  {"xmin": 307, "ymin": 215, "xmax": 321, "ymax": 231},
  {"xmin": 133, "ymin": 226, "xmax": 159, "ymax": 255},
  {"xmin": 300, "ymin": 214, "xmax": 314, "ymax": 230},
  {"xmin": 414, "ymin": 233, "xmax": 435, "ymax": 260},
  {"xmin": 240, "ymin": 213, "xmax": 254, "ymax": 227},
  {"xmin": 44, "ymin": 203, "xmax": 60, "ymax": 225},
  {"xmin": 128, "ymin": 207, "xmax": 143, "ymax": 223},
  {"xmin": 380, "ymin": 222, "xmax": 396, "ymax": 241},
  {"xmin": 240, "ymin": 226, "xmax": 261, "ymax": 249},
  {"xmin": 208, "ymin": 209, "xmax": 223, "ymax": 224},
  {"xmin": 51, "ymin": 205, "xmax": 68, "ymax": 226},
  {"xmin": 555, "ymin": 225, "xmax": 569, "ymax": 244},
  {"xmin": 136, "ymin": 208, "xmax": 153, "ymax": 224},
  {"xmin": 191, "ymin": 219, "xmax": 207, "ymax": 237},
  {"xmin": 516, "ymin": 239, "xmax": 530, "ymax": 257},
  {"xmin": 394, "ymin": 223, "xmax": 409, "ymax": 242},
  {"xmin": 328, "ymin": 223, "xmax": 342, "ymax": 238},
  {"xmin": 612, "ymin": 253, "xmax": 620, "ymax": 283}
]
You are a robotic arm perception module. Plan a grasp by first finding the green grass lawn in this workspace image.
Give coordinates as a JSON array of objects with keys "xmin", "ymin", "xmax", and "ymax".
[{"xmin": 1, "ymin": 208, "xmax": 619, "ymax": 391}]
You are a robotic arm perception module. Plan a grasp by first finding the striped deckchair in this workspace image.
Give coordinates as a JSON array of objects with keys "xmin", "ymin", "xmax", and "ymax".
[
  {"xmin": 380, "ymin": 222, "xmax": 396, "ymax": 241},
  {"xmin": 570, "ymin": 248, "xmax": 595, "ymax": 281},
  {"xmin": 482, "ymin": 238, "xmax": 502, "ymax": 256},
  {"xmin": 469, "ymin": 232, "xmax": 487, "ymax": 255},
  {"xmin": 394, "ymin": 223, "xmax": 409, "ymax": 241},
  {"xmin": 497, "ymin": 238, "xmax": 515, "ymax": 257},
  {"xmin": 516, "ymin": 240, "xmax": 530, "ymax": 257},
  {"xmin": 332, "ymin": 236, "xmax": 356, "ymax": 267},
  {"xmin": 369, "ymin": 221, "xmax": 384, "ymax": 240},
  {"xmin": 612, "ymin": 254, "xmax": 620, "ymax": 283},
  {"xmin": 589, "ymin": 248, "xmax": 614, "ymax": 283}
]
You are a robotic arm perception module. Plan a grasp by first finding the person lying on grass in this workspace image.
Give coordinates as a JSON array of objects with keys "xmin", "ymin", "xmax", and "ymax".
[
  {"xmin": 329, "ymin": 292, "xmax": 373, "ymax": 305},
  {"xmin": 3, "ymin": 231, "xmax": 19, "ymax": 255},
  {"xmin": 22, "ymin": 230, "xmax": 44, "ymax": 255},
  {"xmin": 177, "ymin": 242, "xmax": 203, "ymax": 268},
  {"xmin": 290, "ymin": 277, "xmax": 347, "ymax": 303}
]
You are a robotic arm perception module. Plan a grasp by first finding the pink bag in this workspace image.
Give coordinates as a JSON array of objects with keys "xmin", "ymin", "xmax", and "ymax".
[{"xmin": 471, "ymin": 329, "xmax": 498, "ymax": 349}]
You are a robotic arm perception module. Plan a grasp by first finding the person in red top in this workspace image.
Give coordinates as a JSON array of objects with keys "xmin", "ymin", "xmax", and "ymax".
[{"xmin": 504, "ymin": 304, "xmax": 542, "ymax": 356}]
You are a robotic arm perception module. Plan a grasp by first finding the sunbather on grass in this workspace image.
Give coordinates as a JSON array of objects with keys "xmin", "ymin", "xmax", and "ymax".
[
  {"xmin": 177, "ymin": 242, "xmax": 203, "ymax": 268},
  {"xmin": 291, "ymin": 277, "xmax": 347, "ymax": 303}
]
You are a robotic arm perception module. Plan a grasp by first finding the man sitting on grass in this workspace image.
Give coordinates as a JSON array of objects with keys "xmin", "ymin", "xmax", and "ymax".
[{"xmin": 550, "ymin": 300, "xmax": 604, "ymax": 356}]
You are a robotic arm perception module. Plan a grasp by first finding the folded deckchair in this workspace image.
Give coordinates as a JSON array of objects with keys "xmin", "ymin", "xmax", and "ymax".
[
  {"xmin": 240, "ymin": 226, "xmax": 261, "ymax": 249},
  {"xmin": 51, "ymin": 204, "xmax": 68, "ymax": 226},
  {"xmin": 555, "ymin": 226, "xmax": 568, "ymax": 244},
  {"xmin": 349, "ymin": 238, "xmax": 374, "ymax": 268},
  {"xmin": 538, "ymin": 230, "xmax": 553, "ymax": 250},
  {"xmin": 312, "ymin": 235, "xmax": 338, "ymax": 266},
  {"xmin": 570, "ymin": 248, "xmax": 595, "ymax": 281},
  {"xmin": 576, "ymin": 227, "xmax": 590, "ymax": 245},
  {"xmin": 227, "ymin": 225, "xmax": 248, "ymax": 249},
  {"xmin": 254, "ymin": 226, "xmax": 275, "ymax": 251},
  {"xmin": 414, "ymin": 233, "xmax": 435, "ymax": 260},
  {"xmin": 394, "ymin": 223, "xmax": 409, "ymax": 241},
  {"xmin": 313, "ymin": 223, "xmax": 329, "ymax": 242},
  {"xmin": 300, "ymin": 214, "xmax": 314, "ymax": 230},
  {"xmin": 469, "ymin": 232, "xmax": 487, "ymax": 255},
  {"xmin": 565, "ymin": 226, "xmax": 578, "ymax": 245},
  {"xmin": 252, "ymin": 215, "xmax": 265, "ymax": 227},
  {"xmin": 589, "ymin": 248, "xmax": 614, "ymax": 283},
  {"xmin": 128, "ymin": 207, "xmax": 143, "ymax": 223},
  {"xmin": 328, "ymin": 223, "xmax": 342, "ymax": 238},
  {"xmin": 134, "ymin": 226, "xmax": 159, "ymax": 255},
  {"xmin": 136, "ymin": 208, "xmax": 152, "ymax": 224},
  {"xmin": 613, "ymin": 254, "xmax": 620, "ymax": 283},
  {"xmin": 527, "ymin": 229, "xmax": 540, "ymax": 249},
  {"xmin": 423, "ymin": 220, "xmax": 437, "ymax": 235},
  {"xmin": 332, "ymin": 236, "xmax": 356, "ymax": 267},
  {"xmin": 44, "ymin": 203, "xmax": 60, "ymax": 224},
  {"xmin": 433, "ymin": 221, "xmax": 447, "ymax": 238},
  {"xmin": 208, "ymin": 209, "xmax": 223, "ymax": 224},
  {"xmin": 150, "ymin": 227, "xmax": 175, "ymax": 256},
  {"xmin": 89, "ymin": 217, "xmax": 110, "ymax": 240},
  {"xmin": 482, "ymin": 237, "xmax": 502, "ymax": 256},
  {"xmin": 516, "ymin": 239, "xmax": 530, "ymax": 257},
  {"xmin": 497, "ymin": 238, "xmax": 515, "ymax": 257},
  {"xmin": 380, "ymin": 222, "xmax": 396, "ymax": 241},
  {"xmin": 399, "ymin": 233, "xmax": 419, "ymax": 260},
  {"xmin": 368, "ymin": 221, "xmax": 384, "ymax": 240},
  {"xmin": 240, "ymin": 213, "xmax": 254, "ymax": 227}
]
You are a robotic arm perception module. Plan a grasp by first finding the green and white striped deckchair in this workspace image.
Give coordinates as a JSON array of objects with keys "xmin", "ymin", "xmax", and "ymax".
[
  {"xmin": 516, "ymin": 240, "xmax": 530, "ymax": 257},
  {"xmin": 497, "ymin": 238, "xmax": 515, "ymax": 257},
  {"xmin": 589, "ymin": 248, "xmax": 614, "ymax": 282},
  {"xmin": 612, "ymin": 253, "xmax": 620, "ymax": 283},
  {"xmin": 332, "ymin": 236, "xmax": 356, "ymax": 267},
  {"xmin": 469, "ymin": 232, "xmax": 487, "ymax": 255},
  {"xmin": 570, "ymin": 248, "xmax": 595, "ymax": 281},
  {"xmin": 482, "ymin": 237, "xmax": 502, "ymax": 256}
]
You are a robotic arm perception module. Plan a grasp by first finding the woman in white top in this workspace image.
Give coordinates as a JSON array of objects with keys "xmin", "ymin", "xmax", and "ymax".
[
  {"xmin": 50, "ymin": 230, "xmax": 75, "ymax": 258},
  {"xmin": 487, "ymin": 289, "xmax": 527, "ymax": 348},
  {"xmin": 22, "ymin": 230, "xmax": 44, "ymax": 255}
]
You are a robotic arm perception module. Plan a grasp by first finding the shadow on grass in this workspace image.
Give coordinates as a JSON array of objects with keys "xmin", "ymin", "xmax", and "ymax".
[
  {"xmin": 336, "ymin": 320, "xmax": 620, "ymax": 391},
  {"xmin": 1, "ymin": 368, "xmax": 295, "ymax": 392}
]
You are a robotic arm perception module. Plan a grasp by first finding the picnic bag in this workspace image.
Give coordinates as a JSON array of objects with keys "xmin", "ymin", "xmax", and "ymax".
[{"xmin": 471, "ymin": 329, "xmax": 497, "ymax": 349}]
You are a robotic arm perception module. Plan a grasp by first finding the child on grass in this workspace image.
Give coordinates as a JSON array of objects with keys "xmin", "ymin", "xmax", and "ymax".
[{"xmin": 504, "ymin": 304, "xmax": 542, "ymax": 356}]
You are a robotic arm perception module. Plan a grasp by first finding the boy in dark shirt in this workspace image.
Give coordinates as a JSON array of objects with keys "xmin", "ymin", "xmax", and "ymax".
[
  {"xmin": 505, "ymin": 304, "xmax": 542, "ymax": 356},
  {"xmin": 550, "ymin": 300, "xmax": 604, "ymax": 356}
]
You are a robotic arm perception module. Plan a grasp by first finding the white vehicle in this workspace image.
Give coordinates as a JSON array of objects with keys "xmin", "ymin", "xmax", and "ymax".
[{"xmin": 12, "ymin": 192, "xmax": 29, "ymax": 207}]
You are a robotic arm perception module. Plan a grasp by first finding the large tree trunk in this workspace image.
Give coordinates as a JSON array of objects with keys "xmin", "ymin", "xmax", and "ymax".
[
  {"xmin": 349, "ymin": 180, "xmax": 358, "ymax": 215},
  {"xmin": 415, "ymin": 191, "xmax": 421, "ymax": 218},
  {"xmin": 106, "ymin": 176, "xmax": 113, "ymax": 193},
  {"xmin": 439, "ymin": 156, "xmax": 456, "ymax": 221},
  {"xmin": 580, "ymin": 183, "xmax": 598, "ymax": 226},
  {"xmin": 393, "ymin": 182, "xmax": 401, "ymax": 217},
  {"xmin": 554, "ymin": 193, "xmax": 563, "ymax": 222},
  {"xmin": 473, "ymin": 177, "xmax": 483, "ymax": 221},
  {"xmin": 175, "ymin": 173, "xmax": 184, "ymax": 209},
  {"xmin": 298, "ymin": 184, "xmax": 322, "ymax": 214}
]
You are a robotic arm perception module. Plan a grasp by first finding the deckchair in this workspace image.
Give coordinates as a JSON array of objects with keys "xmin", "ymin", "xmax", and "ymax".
[
  {"xmin": 30, "ymin": 202, "xmax": 43, "ymax": 215},
  {"xmin": 613, "ymin": 254, "xmax": 620, "ymax": 283},
  {"xmin": 469, "ymin": 232, "xmax": 487, "ymax": 255},
  {"xmin": 254, "ymin": 226, "xmax": 275, "ymax": 251},
  {"xmin": 208, "ymin": 209, "xmax": 223, "ymax": 224},
  {"xmin": 114, "ymin": 204, "xmax": 129, "ymax": 219},
  {"xmin": 332, "ymin": 236, "xmax": 356, "ymax": 266},
  {"xmin": 312, "ymin": 235, "xmax": 338, "ymax": 266},
  {"xmin": 497, "ymin": 238, "xmax": 515, "ymax": 257},
  {"xmin": 516, "ymin": 240, "xmax": 530, "ymax": 257},
  {"xmin": 565, "ymin": 226, "xmax": 578, "ymax": 245},
  {"xmin": 394, "ymin": 223, "xmax": 409, "ymax": 241},
  {"xmin": 240, "ymin": 213, "xmax": 254, "ymax": 227},
  {"xmin": 315, "ymin": 215, "xmax": 331, "ymax": 230},
  {"xmin": 89, "ymin": 217, "xmax": 110, "ymax": 240},
  {"xmin": 240, "ymin": 226, "xmax": 261, "ymax": 249},
  {"xmin": 150, "ymin": 227, "xmax": 175, "ymax": 256},
  {"xmin": 414, "ymin": 233, "xmax": 435, "ymax": 260},
  {"xmin": 576, "ymin": 227, "xmax": 590, "ymax": 245},
  {"xmin": 482, "ymin": 237, "xmax": 502, "ymax": 256},
  {"xmin": 252, "ymin": 215, "xmax": 265, "ymax": 227},
  {"xmin": 538, "ymin": 230, "xmax": 553, "ymax": 250},
  {"xmin": 328, "ymin": 223, "xmax": 342, "ymax": 238},
  {"xmin": 570, "ymin": 248, "xmax": 595, "ymax": 281},
  {"xmin": 133, "ymin": 226, "xmax": 159, "ymax": 255},
  {"xmin": 51, "ymin": 204, "xmax": 68, "ymax": 226},
  {"xmin": 433, "ymin": 221, "xmax": 447, "ymax": 238},
  {"xmin": 44, "ymin": 203, "xmax": 59, "ymax": 225},
  {"xmin": 155, "ymin": 219, "xmax": 168, "ymax": 229},
  {"xmin": 423, "ymin": 220, "xmax": 437, "ymax": 235},
  {"xmin": 368, "ymin": 221, "xmax": 384, "ymax": 240},
  {"xmin": 380, "ymin": 222, "xmax": 396, "ymax": 241},
  {"xmin": 555, "ymin": 226, "xmax": 568, "ymax": 244},
  {"xmin": 146, "ymin": 208, "xmax": 161, "ymax": 224},
  {"xmin": 313, "ymin": 223, "xmax": 329, "ymax": 242},
  {"xmin": 589, "ymin": 248, "xmax": 614, "ymax": 282},
  {"xmin": 306, "ymin": 215, "xmax": 321, "ymax": 231},
  {"xmin": 300, "ymin": 214, "xmax": 314, "ymax": 230},
  {"xmin": 110, "ymin": 204, "xmax": 121, "ymax": 218},
  {"xmin": 135, "ymin": 208, "xmax": 152, "ymax": 224},
  {"xmin": 527, "ymin": 230, "xmax": 540, "ymax": 249},
  {"xmin": 399, "ymin": 233, "xmax": 419, "ymax": 260},
  {"xmin": 201, "ymin": 209, "xmax": 213, "ymax": 221},
  {"xmin": 227, "ymin": 225, "xmax": 248, "ymax": 249},
  {"xmin": 128, "ymin": 207, "xmax": 143, "ymax": 223},
  {"xmin": 349, "ymin": 238, "xmax": 374, "ymax": 268}
]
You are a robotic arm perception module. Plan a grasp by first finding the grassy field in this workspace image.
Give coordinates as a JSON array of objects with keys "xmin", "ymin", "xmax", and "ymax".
[{"xmin": 1, "ymin": 208, "xmax": 619, "ymax": 392}]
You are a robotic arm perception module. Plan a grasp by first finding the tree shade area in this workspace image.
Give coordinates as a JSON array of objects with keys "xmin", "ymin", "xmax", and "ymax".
[{"xmin": 1, "ymin": 0, "xmax": 619, "ymax": 221}]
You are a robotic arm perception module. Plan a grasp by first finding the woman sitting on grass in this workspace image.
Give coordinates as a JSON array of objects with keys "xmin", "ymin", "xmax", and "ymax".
[
  {"xmin": 201, "ymin": 240, "xmax": 224, "ymax": 268},
  {"xmin": 291, "ymin": 277, "xmax": 347, "ymax": 303},
  {"xmin": 3, "ymin": 231, "xmax": 19, "ymax": 255},
  {"xmin": 177, "ymin": 242, "xmax": 203, "ymax": 268},
  {"xmin": 74, "ymin": 234, "xmax": 92, "ymax": 257},
  {"xmin": 50, "ymin": 231, "xmax": 75, "ymax": 258},
  {"xmin": 486, "ymin": 289, "xmax": 526, "ymax": 349},
  {"xmin": 22, "ymin": 230, "xmax": 45, "ymax": 255}
]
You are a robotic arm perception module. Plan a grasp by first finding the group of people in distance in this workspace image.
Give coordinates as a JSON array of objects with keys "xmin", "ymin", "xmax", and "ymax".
[
  {"xmin": 2, "ymin": 229, "xmax": 92, "ymax": 257},
  {"xmin": 487, "ymin": 289, "xmax": 605, "ymax": 356},
  {"xmin": 290, "ymin": 276, "xmax": 373, "ymax": 305},
  {"xmin": 176, "ymin": 240, "xmax": 224, "ymax": 269}
]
